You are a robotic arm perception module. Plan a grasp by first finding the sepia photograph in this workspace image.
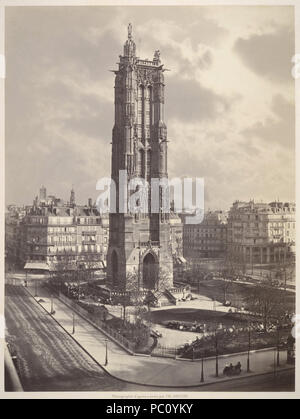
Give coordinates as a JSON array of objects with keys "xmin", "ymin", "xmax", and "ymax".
[{"xmin": 1, "ymin": 1, "xmax": 298, "ymax": 399}]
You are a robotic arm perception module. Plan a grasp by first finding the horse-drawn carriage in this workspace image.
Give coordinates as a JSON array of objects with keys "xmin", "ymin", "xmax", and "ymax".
[{"xmin": 223, "ymin": 362, "xmax": 242, "ymax": 376}]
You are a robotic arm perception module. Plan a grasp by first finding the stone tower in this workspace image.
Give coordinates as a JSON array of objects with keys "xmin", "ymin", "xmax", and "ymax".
[
  {"xmin": 107, "ymin": 24, "xmax": 173, "ymax": 291},
  {"xmin": 70, "ymin": 186, "xmax": 75, "ymax": 207}
]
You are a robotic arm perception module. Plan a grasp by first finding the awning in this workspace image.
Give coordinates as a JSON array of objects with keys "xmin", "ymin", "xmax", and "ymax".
[{"xmin": 24, "ymin": 262, "xmax": 50, "ymax": 271}]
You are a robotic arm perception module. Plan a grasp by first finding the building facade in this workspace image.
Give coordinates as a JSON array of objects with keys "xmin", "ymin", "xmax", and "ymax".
[
  {"xmin": 227, "ymin": 200, "xmax": 295, "ymax": 266},
  {"xmin": 5, "ymin": 190, "xmax": 109, "ymax": 274},
  {"xmin": 169, "ymin": 212, "xmax": 184, "ymax": 260},
  {"xmin": 107, "ymin": 24, "xmax": 173, "ymax": 290},
  {"xmin": 183, "ymin": 211, "xmax": 227, "ymax": 260},
  {"xmin": 21, "ymin": 204, "xmax": 108, "ymax": 272},
  {"xmin": 5, "ymin": 206, "xmax": 25, "ymax": 269}
]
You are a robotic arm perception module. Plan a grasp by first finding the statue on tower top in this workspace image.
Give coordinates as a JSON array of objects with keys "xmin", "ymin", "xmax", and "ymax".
[
  {"xmin": 154, "ymin": 49, "xmax": 161, "ymax": 64},
  {"xmin": 123, "ymin": 22, "xmax": 136, "ymax": 58},
  {"xmin": 128, "ymin": 23, "xmax": 133, "ymax": 39}
]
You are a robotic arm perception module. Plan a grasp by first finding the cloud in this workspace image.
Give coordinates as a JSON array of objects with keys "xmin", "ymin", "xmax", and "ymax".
[
  {"xmin": 241, "ymin": 94, "xmax": 295, "ymax": 148},
  {"xmin": 234, "ymin": 25, "xmax": 294, "ymax": 83},
  {"xmin": 166, "ymin": 78, "xmax": 231, "ymax": 122},
  {"xmin": 5, "ymin": 6, "xmax": 295, "ymax": 209}
]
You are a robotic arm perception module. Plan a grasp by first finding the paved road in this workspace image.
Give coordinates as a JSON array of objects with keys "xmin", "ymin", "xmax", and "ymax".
[
  {"xmin": 5, "ymin": 285, "xmax": 125, "ymax": 392},
  {"xmin": 5, "ymin": 283, "xmax": 295, "ymax": 392},
  {"xmin": 203, "ymin": 368, "xmax": 295, "ymax": 392},
  {"xmin": 24, "ymin": 283, "xmax": 294, "ymax": 387}
]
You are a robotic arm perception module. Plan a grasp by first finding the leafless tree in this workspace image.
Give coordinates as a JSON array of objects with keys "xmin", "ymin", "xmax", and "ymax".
[
  {"xmin": 49, "ymin": 259, "xmax": 71, "ymax": 291},
  {"xmin": 243, "ymin": 278, "xmax": 285, "ymax": 331},
  {"xmin": 154, "ymin": 266, "xmax": 172, "ymax": 291},
  {"xmin": 84, "ymin": 257, "xmax": 101, "ymax": 283}
]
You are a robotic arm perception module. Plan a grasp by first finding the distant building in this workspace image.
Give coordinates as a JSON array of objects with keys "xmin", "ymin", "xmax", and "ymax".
[
  {"xmin": 5, "ymin": 206, "xmax": 25, "ymax": 269},
  {"xmin": 5, "ymin": 186, "xmax": 184, "ymax": 284},
  {"xmin": 183, "ymin": 211, "xmax": 227, "ymax": 260},
  {"xmin": 5, "ymin": 187, "xmax": 109, "ymax": 275},
  {"xmin": 169, "ymin": 212, "xmax": 186, "ymax": 280},
  {"xmin": 169, "ymin": 212, "xmax": 183, "ymax": 258},
  {"xmin": 39, "ymin": 185, "xmax": 47, "ymax": 203},
  {"xmin": 227, "ymin": 200, "xmax": 295, "ymax": 266},
  {"xmin": 19, "ymin": 202, "xmax": 109, "ymax": 274},
  {"xmin": 70, "ymin": 187, "xmax": 76, "ymax": 207}
]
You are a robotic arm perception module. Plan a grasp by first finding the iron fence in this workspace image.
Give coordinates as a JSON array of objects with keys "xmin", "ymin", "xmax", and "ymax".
[
  {"xmin": 58, "ymin": 292, "xmax": 136, "ymax": 353},
  {"xmin": 151, "ymin": 343, "xmax": 177, "ymax": 359}
]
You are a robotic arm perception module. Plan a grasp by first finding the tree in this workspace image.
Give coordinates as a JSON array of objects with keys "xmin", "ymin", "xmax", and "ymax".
[
  {"xmin": 220, "ymin": 250, "xmax": 247, "ymax": 306},
  {"xmin": 154, "ymin": 266, "xmax": 173, "ymax": 291},
  {"xmin": 84, "ymin": 257, "xmax": 101, "ymax": 283},
  {"xmin": 118, "ymin": 270, "xmax": 141, "ymax": 323},
  {"xmin": 223, "ymin": 250, "xmax": 246, "ymax": 279},
  {"xmin": 49, "ymin": 259, "xmax": 71, "ymax": 291},
  {"xmin": 243, "ymin": 278, "xmax": 286, "ymax": 331},
  {"xmin": 119, "ymin": 267, "xmax": 170, "ymax": 321},
  {"xmin": 275, "ymin": 252, "xmax": 295, "ymax": 291}
]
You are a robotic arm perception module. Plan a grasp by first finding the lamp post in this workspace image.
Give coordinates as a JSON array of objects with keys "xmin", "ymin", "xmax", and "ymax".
[
  {"xmin": 34, "ymin": 278, "xmax": 38, "ymax": 297},
  {"xmin": 72, "ymin": 312, "xmax": 75, "ymax": 334},
  {"xmin": 276, "ymin": 323, "xmax": 280, "ymax": 367},
  {"xmin": 215, "ymin": 327, "xmax": 219, "ymax": 377},
  {"xmin": 104, "ymin": 339, "xmax": 108, "ymax": 366},
  {"xmin": 284, "ymin": 267, "xmax": 287, "ymax": 292},
  {"xmin": 200, "ymin": 354, "xmax": 204, "ymax": 383},
  {"xmin": 247, "ymin": 324, "xmax": 251, "ymax": 373},
  {"xmin": 273, "ymin": 347, "xmax": 277, "ymax": 378},
  {"xmin": 192, "ymin": 346, "xmax": 195, "ymax": 362},
  {"xmin": 50, "ymin": 294, "xmax": 55, "ymax": 314},
  {"xmin": 77, "ymin": 267, "xmax": 80, "ymax": 302}
]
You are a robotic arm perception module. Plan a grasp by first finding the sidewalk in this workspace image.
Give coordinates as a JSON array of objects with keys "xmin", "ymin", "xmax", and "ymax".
[{"xmin": 24, "ymin": 283, "xmax": 293, "ymax": 388}]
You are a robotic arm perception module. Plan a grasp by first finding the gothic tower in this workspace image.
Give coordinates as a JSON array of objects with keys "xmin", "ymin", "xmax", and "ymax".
[
  {"xmin": 70, "ymin": 186, "xmax": 75, "ymax": 207},
  {"xmin": 107, "ymin": 24, "xmax": 173, "ymax": 291}
]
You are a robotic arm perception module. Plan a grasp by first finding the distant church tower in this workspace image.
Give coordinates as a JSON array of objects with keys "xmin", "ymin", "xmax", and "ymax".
[
  {"xmin": 70, "ymin": 186, "xmax": 75, "ymax": 207},
  {"xmin": 107, "ymin": 24, "xmax": 173, "ymax": 291}
]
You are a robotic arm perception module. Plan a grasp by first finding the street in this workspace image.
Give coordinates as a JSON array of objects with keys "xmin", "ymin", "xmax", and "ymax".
[
  {"xmin": 5, "ymin": 283, "xmax": 295, "ymax": 392},
  {"xmin": 5, "ymin": 285, "xmax": 125, "ymax": 391}
]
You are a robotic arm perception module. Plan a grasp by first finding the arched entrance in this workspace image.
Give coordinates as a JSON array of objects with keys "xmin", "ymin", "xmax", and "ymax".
[
  {"xmin": 111, "ymin": 251, "xmax": 118, "ymax": 287},
  {"xmin": 142, "ymin": 253, "xmax": 157, "ymax": 290}
]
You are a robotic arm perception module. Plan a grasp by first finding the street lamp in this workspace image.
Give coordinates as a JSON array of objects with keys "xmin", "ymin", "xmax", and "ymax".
[
  {"xmin": 215, "ymin": 328, "xmax": 219, "ymax": 378},
  {"xmin": 247, "ymin": 324, "xmax": 251, "ymax": 373},
  {"xmin": 77, "ymin": 267, "xmax": 80, "ymax": 301},
  {"xmin": 200, "ymin": 354, "xmax": 204, "ymax": 383},
  {"xmin": 273, "ymin": 347, "xmax": 277, "ymax": 378},
  {"xmin": 276, "ymin": 323, "xmax": 281, "ymax": 367},
  {"xmin": 50, "ymin": 294, "xmax": 55, "ymax": 314},
  {"xmin": 72, "ymin": 312, "xmax": 75, "ymax": 334},
  {"xmin": 34, "ymin": 278, "xmax": 38, "ymax": 297},
  {"xmin": 104, "ymin": 338, "xmax": 108, "ymax": 366}
]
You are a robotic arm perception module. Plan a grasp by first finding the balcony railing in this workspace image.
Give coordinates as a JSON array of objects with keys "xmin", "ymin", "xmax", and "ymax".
[
  {"xmin": 139, "ymin": 240, "xmax": 160, "ymax": 247},
  {"xmin": 136, "ymin": 59, "xmax": 158, "ymax": 67}
]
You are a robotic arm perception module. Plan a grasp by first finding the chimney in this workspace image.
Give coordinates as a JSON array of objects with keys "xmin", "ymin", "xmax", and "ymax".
[{"xmin": 88, "ymin": 198, "xmax": 93, "ymax": 208}]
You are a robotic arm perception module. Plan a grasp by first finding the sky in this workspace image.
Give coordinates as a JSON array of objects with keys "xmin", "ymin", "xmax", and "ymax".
[{"xmin": 5, "ymin": 5, "xmax": 295, "ymax": 210}]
